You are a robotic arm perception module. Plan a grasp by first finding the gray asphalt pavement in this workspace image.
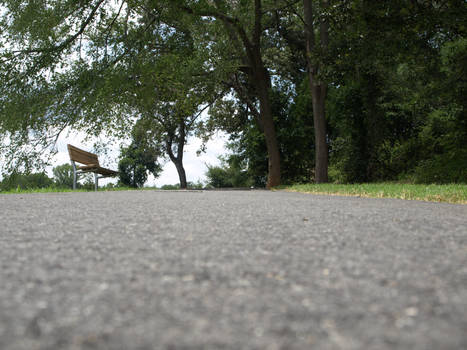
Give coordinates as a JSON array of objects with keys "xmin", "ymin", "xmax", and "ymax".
[{"xmin": 0, "ymin": 190, "xmax": 466, "ymax": 350}]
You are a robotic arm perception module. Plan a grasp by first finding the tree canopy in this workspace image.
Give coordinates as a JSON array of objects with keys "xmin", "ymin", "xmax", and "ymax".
[{"xmin": 1, "ymin": 0, "xmax": 466, "ymax": 186}]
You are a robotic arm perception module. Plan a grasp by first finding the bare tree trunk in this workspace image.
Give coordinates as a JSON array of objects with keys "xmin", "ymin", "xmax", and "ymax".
[{"xmin": 304, "ymin": 0, "xmax": 329, "ymax": 183}]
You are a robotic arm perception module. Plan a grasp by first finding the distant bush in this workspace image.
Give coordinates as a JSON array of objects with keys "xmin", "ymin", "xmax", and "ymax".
[
  {"xmin": 205, "ymin": 157, "xmax": 253, "ymax": 188},
  {"xmin": 0, "ymin": 172, "xmax": 53, "ymax": 191},
  {"xmin": 205, "ymin": 166, "xmax": 232, "ymax": 188},
  {"xmin": 160, "ymin": 184, "xmax": 180, "ymax": 190},
  {"xmin": 187, "ymin": 181, "xmax": 204, "ymax": 189}
]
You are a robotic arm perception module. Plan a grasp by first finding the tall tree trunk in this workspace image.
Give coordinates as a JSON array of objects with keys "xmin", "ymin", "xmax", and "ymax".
[
  {"xmin": 255, "ymin": 67, "xmax": 281, "ymax": 188},
  {"xmin": 251, "ymin": 0, "xmax": 281, "ymax": 188},
  {"xmin": 304, "ymin": 0, "xmax": 329, "ymax": 183},
  {"xmin": 310, "ymin": 84, "xmax": 328, "ymax": 182}
]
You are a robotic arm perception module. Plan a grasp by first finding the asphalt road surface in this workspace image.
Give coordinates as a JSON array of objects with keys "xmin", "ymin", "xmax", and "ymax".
[{"xmin": 0, "ymin": 190, "xmax": 466, "ymax": 350}]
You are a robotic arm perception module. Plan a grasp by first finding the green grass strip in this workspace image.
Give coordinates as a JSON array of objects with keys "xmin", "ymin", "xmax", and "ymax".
[
  {"xmin": 0, "ymin": 186, "xmax": 137, "ymax": 194},
  {"xmin": 279, "ymin": 183, "xmax": 467, "ymax": 204},
  {"xmin": 3, "ymin": 183, "xmax": 467, "ymax": 204}
]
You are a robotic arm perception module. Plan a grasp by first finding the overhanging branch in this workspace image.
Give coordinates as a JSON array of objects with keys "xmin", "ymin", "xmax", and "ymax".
[{"xmin": 13, "ymin": 0, "xmax": 106, "ymax": 55}]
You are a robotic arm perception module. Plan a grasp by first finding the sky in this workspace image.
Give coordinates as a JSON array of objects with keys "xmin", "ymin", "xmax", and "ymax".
[{"xmin": 47, "ymin": 130, "xmax": 229, "ymax": 187}]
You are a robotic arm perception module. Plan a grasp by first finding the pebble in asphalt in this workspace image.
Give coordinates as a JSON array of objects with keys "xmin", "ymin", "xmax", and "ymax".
[{"xmin": 0, "ymin": 190, "xmax": 466, "ymax": 349}]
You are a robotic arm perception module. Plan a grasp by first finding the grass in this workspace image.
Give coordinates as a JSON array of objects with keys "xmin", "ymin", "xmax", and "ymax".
[
  {"xmin": 0, "ymin": 186, "xmax": 137, "ymax": 194},
  {"xmin": 2, "ymin": 183, "xmax": 466, "ymax": 204},
  {"xmin": 278, "ymin": 183, "xmax": 467, "ymax": 204},
  {"xmin": 0, "ymin": 186, "xmax": 204, "ymax": 194}
]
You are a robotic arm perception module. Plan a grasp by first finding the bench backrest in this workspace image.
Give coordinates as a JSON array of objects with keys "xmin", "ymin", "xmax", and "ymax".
[{"xmin": 67, "ymin": 144, "xmax": 100, "ymax": 166}]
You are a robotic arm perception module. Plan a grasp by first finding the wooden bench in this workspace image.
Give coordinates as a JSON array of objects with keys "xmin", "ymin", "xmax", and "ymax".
[{"xmin": 67, "ymin": 144, "xmax": 118, "ymax": 191}]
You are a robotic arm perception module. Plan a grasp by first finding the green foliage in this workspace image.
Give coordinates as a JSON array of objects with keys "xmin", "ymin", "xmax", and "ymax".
[
  {"xmin": 0, "ymin": 0, "xmax": 220, "ymax": 176},
  {"xmin": 213, "ymin": 82, "xmax": 315, "ymax": 186},
  {"xmin": 225, "ymin": 123, "xmax": 268, "ymax": 188},
  {"xmin": 411, "ymin": 154, "xmax": 467, "ymax": 184},
  {"xmin": 274, "ymin": 84, "xmax": 315, "ymax": 184},
  {"xmin": 80, "ymin": 177, "xmax": 97, "ymax": 191},
  {"xmin": 205, "ymin": 156, "xmax": 253, "ymax": 188},
  {"xmin": 411, "ymin": 107, "xmax": 467, "ymax": 183},
  {"xmin": 118, "ymin": 158, "xmax": 147, "ymax": 189},
  {"xmin": 327, "ymin": 80, "xmax": 381, "ymax": 183},
  {"xmin": 399, "ymin": 37, "xmax": 467, "ymax": 184},
  {"xmin": 52, "ymin": 163, "xmax": 73, "ymax": 189},
  {"xmin": 1, "ymin": 1, "xmax": 466, "ymax": 186},
  {"xmin": 51, "ymin": 163, "xmax": 97, "ymax": 190},
  {"xmin": 118, "ymin": 124, "xmax": 163, "ymax": 188},
  {"xmin": 0, "ymin": 172, "xmax": 53, "ymax": 191},
  {"xmin": 205, "ymin": 166, "xmax": 231, "ymax": 188},
  {"xmin": 187, "ymin": 181, "xmax": 204, "ymax": 190},
  {"xmin": 160, "ymin": 184, "xmax": 180, "ymax": 190},
  {"xmin": 325, "ymin": 3, "xmax": 467, "ymax": 185}
]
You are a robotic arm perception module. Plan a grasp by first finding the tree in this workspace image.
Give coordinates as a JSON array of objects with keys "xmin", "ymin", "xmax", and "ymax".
[
  {"xmin": 52, "ymin": 163, "xmax": 74, "ymax": 189},
  {"xmin": 118, "ymin": 121, "xmax": 163, "ymax": 188},
  {"xmin": 0, "ymin": 0, "xmax": 228, "ymax": 188},
  {"xmin": 2, "ymin": 0, "xmax": 466, "ymax": 187},
  {"xmin": 177, "ymin": 0, "xmax": 289, "ymax": 187},
  {"xmin": 302, "ymin": 0, "xmax": 330, "ymax": 183},
  {"xmin": 323, "ymin": 0, "xmax": 467, "ymax": 183},
  {"xmin": 126, "ymin": 48, "xmax": 221, "ymax": 189},
  {"xmin": 409, "ymin": 37, "xmax": 467, "ymax": 183},
  {"xmin": 126, "ymin": 71, "xmax": 220, "ymax": 188},
  {"xmin": 0, "ymin": 0, "xmax": 315, "ymax": 188},
  {"xmin": 211, "ymin": 82, "xmax": 316, "ymax": 186},
  {"xmin": 0, "ymin": 1, "xmax": 212, "ymax": 178},
  {"xmin": 264, "ymin": 0, "xmax": 332, "ymax": 183}
]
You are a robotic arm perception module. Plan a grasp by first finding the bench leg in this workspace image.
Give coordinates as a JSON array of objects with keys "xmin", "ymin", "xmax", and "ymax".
[
  {"xmin": 72, "ymin": 161, "xmax": 77, "ymax": 190},
  {"xmin": 94, "ymin": 173, "xmax": 98, "ymax": 191}
]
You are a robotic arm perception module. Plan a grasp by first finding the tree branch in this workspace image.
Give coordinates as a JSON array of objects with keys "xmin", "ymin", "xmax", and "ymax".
[
  {"xmin": 262, "ymin": 0, "xmax": 301, "ymax": 15},
  {"xmin": 320, "ymin": 0, "xmax": 330, "ymax": 50},
  {"xmin": 105, "ymin": 0, "xmax": 126, "ymax": 60},
  {"xmin": 179, "ymin": 3, "xmax": 256, "ymax": 63},
  {"xmin": 186, "ymin": 89, "xmax": 229, "ymax": 128},
  {"xmin": 14, "ymin": 0, "xmax": 107, "ymax": 55},
  {"xmin": 253, "ymin": 0, "xmax": 262, "ymax": 48},
  {"xmin": 228, "ymin": 74, "xmax": 262, "ymax": 128},
  {"xmin": 165, "ymin": 132, "xmax": 176, "ymax": 163}
]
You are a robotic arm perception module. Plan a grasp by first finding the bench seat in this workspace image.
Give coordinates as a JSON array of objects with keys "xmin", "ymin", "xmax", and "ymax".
[
  {"xmin": 67, "ymin": 144, "xmax": 118, "ymax": 190},
  {"xmin": 77, "ymin": 164, "xmax": 118, "ymax": 176}
]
